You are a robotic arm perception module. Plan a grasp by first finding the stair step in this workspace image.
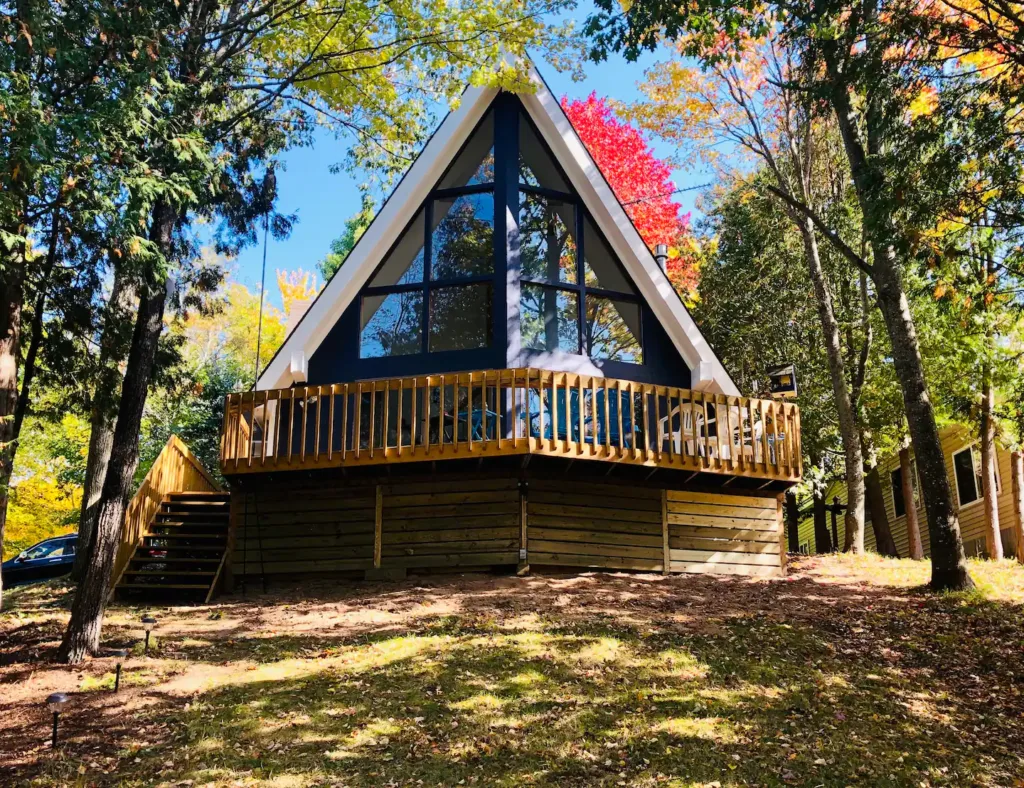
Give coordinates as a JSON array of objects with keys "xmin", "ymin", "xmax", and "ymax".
[
  {"xmin": 137, "ymin": 545, "xmax": 225, "ymax": 553},
  {"xmin": 130, "ymin": 556, "xmax": 222, "ymax": 564},
  {"xmin": 153, "ymin": 518, "xmax": 228, "ymax": 527},
  {"xmin": 166, "ymin": 491, "xmax": 228, "ymax": 498},
  {"xmin": 117, "ymin": 583, "xmax": 211, "ymax": 590},
  {"xmin": 122, "ymin": 570, "xmax": 216, "ymax": 576},
  {"xmin": 145, "ymin": 532, "xmax": 226, "ymax": 540},
  {"xmin": 160, "ymin": 500, "xmax": 228, "ymax": 508}
]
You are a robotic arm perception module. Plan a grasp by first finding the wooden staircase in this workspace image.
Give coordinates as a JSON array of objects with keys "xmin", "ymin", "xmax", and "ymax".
[{"xmin": 115, "ymin": 491, "xmax": 231, "ymax": 602}]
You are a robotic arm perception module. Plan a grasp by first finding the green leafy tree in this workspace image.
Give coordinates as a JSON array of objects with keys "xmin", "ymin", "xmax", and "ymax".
[
  {"xmin": 319, "ymin": 194, "xmax": 377, "ymax": 280},
  {"xmin": 582, "ymin": 0, "xmax": 1024, "ymax": 589}
]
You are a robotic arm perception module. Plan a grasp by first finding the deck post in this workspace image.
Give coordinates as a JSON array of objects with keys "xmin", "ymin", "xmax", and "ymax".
[
  {"xmin": 517, "ymin": 479, "xmax": 529, "ymax": 575},
  {"xmin": 661, "ymin": 488, "xmax": 670, "ymax": 575},
  {"xmin": 778, "ymin": 496, "xmax": 788, "ymax": 576},
  {"xmin": 374, "ymin": 484, "xmax": 383, "ymax": 569}
]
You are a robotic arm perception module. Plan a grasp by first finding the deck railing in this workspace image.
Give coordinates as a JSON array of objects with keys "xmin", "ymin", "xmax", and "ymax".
[
  {"xmin": 109, "ymin": 434, "xmax": 222, "ymax": 594},
  {"xmin": 221, "ymin": 368, "xmax": 801, "ymax": 483}
]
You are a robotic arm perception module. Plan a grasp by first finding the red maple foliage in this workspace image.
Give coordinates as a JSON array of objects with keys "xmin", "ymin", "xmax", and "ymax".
[{"xmin": 561, "ymin": 93, "xmax": 698, "ymax": 295}]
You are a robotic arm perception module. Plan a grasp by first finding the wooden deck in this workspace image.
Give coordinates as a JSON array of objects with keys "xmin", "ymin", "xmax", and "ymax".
[{"xmin": 220, "ymin": 368, "xmax": 801, "ymax": 486}]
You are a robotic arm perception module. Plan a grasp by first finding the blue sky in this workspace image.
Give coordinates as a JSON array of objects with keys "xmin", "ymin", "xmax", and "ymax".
[{"xmin": 230, "ymin": 42, "xmax": 711, "ymax": 300}]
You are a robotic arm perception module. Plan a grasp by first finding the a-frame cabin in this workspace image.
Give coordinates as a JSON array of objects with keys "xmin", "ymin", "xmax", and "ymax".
[{"xmin": 122, "ymin": 63, "xmax": 802, "ymax": 598}]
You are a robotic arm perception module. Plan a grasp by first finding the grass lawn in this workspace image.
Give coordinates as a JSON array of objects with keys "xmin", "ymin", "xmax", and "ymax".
[{"xmin": 2, "ymin": 554, "xmax": 1024, "ymax": 787}]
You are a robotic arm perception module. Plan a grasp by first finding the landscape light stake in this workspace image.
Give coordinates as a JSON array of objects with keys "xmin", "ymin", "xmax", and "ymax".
[
  {"xmin": 112, "ymin": 649, "xmax": 128, "ymax": 692},
  {"xmin": 142, "ymin": 615, "xmax": 157, "ymax": 654},
  {"xmin": 46, "ymin": 693, "xmax": 68, "ymax": 748}
]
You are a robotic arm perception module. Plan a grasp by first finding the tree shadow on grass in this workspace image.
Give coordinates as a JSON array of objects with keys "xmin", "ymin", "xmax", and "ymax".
[
  {"xmin": 12, "ymin": 598, "xmax": 1024, "ymax": 787},
  {"xmin": 5, "ymin": 561, "xmax": 1024, "ymax": 786}
]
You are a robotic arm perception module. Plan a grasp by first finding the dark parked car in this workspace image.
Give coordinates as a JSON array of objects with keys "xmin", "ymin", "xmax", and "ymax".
[{"xmin": 2, "ymin": 534, "xmax": 77, "ymax": 586}]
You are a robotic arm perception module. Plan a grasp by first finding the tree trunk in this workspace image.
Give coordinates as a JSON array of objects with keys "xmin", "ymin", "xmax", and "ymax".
[
  {"xmin": 796, "ymin": 219, "xmax": 865, "ymax": 554},
  {"xmin": 899, "ymin": 446, "xmax": 925, "ymax": 560},
  {"xmin": 786, "ymin": 489, "xmax": 800, "ymax": 553},
  {"xmin": 73, "ymin": 270, "xmax": 135, "ymax": 580},
  {"xmin": 0, "ymin": 263, "xmax": 24, "ymax": 611},
  {"xmin": 813, "ymin": 486, "xmax": 831, "ymax": 554},
  {"xmin": 1012, "ymin": 451, "xmax": 1024, "ymax": 563},
  {"xmin": 980, "ymin": 366, "xmax": 1002, "ymax": 559},
  {"xmin": 865, "ymin": 465, "xmax": 899, "ymax": 557},
  {"xmin": 58, "ymin": 204, "xmax": 175, "ymax": 663},
  {"xmin": 826, "ymin": 59, "xmax": 972, "ymax": 590}
]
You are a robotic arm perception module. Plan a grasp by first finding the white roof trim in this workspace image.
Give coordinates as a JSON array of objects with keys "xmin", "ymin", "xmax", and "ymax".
[{"xmin": 259, "ymin": 62, "xmax": 739, "ymax": 396}]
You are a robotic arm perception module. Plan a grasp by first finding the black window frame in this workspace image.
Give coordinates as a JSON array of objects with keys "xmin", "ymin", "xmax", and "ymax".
[
  {"xmin": 354, "ymin": 96, "xmax": 647, "ymax": 370},
  {"xmin": 516, "ymin": 110, "xmax": 644, "ymax": 363},
  {"xmin": 952, "ymin": 444, "xmax": 1000, "ymax": 509},
  {"xmin": 359, "ymin": 143, "xmax": 499, "ymax": 360}
]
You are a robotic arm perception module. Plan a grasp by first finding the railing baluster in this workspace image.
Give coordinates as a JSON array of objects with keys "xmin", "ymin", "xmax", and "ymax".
[
  {"xmin": 439, "ymin": 375, "xmax": 445, "ymax": 454},
  {"xmin": 353, "ymin": 383, "xmax": 362, "ymax": 459},
  {"xmin": 577, "ymin": 374, "xmax": 585, "ymax": 456},
  {"xmin": 397, "ymin": 379, "xmax": 403, "ymax": 456},
  {"xmin": 590, "ymin": 375, "xmax": 598, "ymax": 457},
  {"xmin": 282, "ymin": 390, "xmax": 292, "ymax": 464},
  {"xmin": 629, "ymin": 382, "xmax": 637, "ymax": 460},
  {"xmin": 299, "ymin": 387, "xmax": 308, "ymax": 463},
  {"xmin": 383, "ymin": 379, "xmax": 391, "ymax": 453},
  {"xmin": 340, "ymin": 384, "xmax": 349, "ymax": 461},
  {"xmin": 314, "ymin": 386, "xmax": 323, "ymax": 462},
  {"xmin": 654, "ymin": 386, "xmax": 662, "ymax": 463},
  {"xmin": 246, "ymin": 395, "xmax": 256, "ymax": 468},
  {"xmin": 327, "ymin": 384, "xmax": 336, "ymax": 462},
  {"xmin": 724, "ymin": 395, "xmax": 734, "ymax": 472},
  {"xmin": 410, "ymin": 377, "xmax": 417, "ymax": 455},
  {"xmin": 261, "ymin": 390, "xmax": 270, "ymax": 466},
  {"xmin": 468, "ymin": 372, "xmax": 474, "ymax": 452}
]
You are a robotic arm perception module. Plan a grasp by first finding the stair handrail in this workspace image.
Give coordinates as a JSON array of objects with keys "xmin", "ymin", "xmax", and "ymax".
[{"xmin": 109, "ymin": 435, "xmax": 222, "ymax": 594}]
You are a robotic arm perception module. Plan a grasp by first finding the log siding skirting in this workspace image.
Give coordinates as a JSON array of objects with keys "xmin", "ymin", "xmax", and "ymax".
[{"xmin": 230, "ymin": 475, "xmax": 785, "ymax": 582}]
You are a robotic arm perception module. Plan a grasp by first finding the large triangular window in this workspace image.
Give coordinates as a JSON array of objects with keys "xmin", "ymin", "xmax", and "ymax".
[
  {"xmin": 518, "ymin": 112, "xmax": 642, "ymax": 364},
  {"xmin": 358, "ymin": 98, "xmax": 645, "ymax": 367},
  {"xmin": 360, "ymin": 113, "xmax": 495, "ymax": 359}
]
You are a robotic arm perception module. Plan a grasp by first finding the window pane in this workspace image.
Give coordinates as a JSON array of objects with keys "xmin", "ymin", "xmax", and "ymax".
[
  {"xmin": 520, "ymin": 284, "xmax": 579, "ymax": 353},
  {"xmin": 431, "ymin": 193, "xmax": 494, "ymax": 280},
  {"xmin": 583, "ymin": 216, "xmax": 636, "ymax": 294},
  {"xmin": 519, "ymin": 192, "xmax": 576, "ymax": 284},
  {"xmin": 953, "ymin": 449, "xmax": 979, "ymax": 506},
  {"xmin": 440, "ymin": 111, "xmax": 494, "ymax": 188},
  {"xmin": 360, "ymin": 291, "xmax": 423, "ymax": 358},
  {"xmin": 370, "ymin": 210, "xmax": 424, "ymax": 287},
  {"xmin": 891, "ymin": 468, "xmax": 906, "ymax": 518},
  {"xmin": 585, "ymin": 297, "xmax": 642, "ymax": 363},
  {"xmin": 429, "ymin": 284, "xmax": 492, "ymax": 352},
  {"xmin": 520, "ymin": 115, "xmax": 569, "ymax": 191}
]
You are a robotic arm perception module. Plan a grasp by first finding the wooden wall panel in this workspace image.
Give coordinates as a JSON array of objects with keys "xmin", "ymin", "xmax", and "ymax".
[
  {"xmin": 527, "ymin": 480, "xmax": 665, "ymax": 572},
  {"xmin": 379, "ymin": 477, "xmax": 520, "ymax": 569},
  {"xmin": 232, "ymin": 482, "xmax": 376, "ymax": 577},
  {"xmin": 666, "ymin": 490, "xmax": 783, "ymax": 578}
]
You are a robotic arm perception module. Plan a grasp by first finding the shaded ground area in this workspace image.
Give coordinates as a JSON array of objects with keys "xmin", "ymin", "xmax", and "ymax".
[{"xmin": 2, "ymin": 554, "xmax": 1024, "ymax": 787}]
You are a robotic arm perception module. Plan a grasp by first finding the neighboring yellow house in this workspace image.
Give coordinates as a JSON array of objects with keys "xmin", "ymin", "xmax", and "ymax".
[{"xmin": 797, "ymin": 424, "xmax": 1020, "ymax": 558}]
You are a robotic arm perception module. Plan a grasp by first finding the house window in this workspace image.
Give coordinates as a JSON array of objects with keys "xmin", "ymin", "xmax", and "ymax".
[
  {"xmin": 952, "ymin": 445, "xmax": 1000, "ymax": 508},
  {"xmin": 890, "ymin": 461, "xmax": 919, "ymax": 518},
  {"xmin": 517, "ymin": 115, "xmax": 643, "ymax": 364},
  {"xmin": 359, "ymin": 113, "xmax": 495, "ymax": 359},
  {"xmin": 356, "ymin": 100, "xmax": 646, "ymax": 367},
  {"xmin": 521, "ymin": 285, "xmax": 579, "ymax": 353}
]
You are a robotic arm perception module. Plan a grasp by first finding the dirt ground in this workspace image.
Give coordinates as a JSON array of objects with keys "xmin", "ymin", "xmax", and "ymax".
[{"xmin": 2, "ymin": 555, "xmax": 1024, "ymax": 787}]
